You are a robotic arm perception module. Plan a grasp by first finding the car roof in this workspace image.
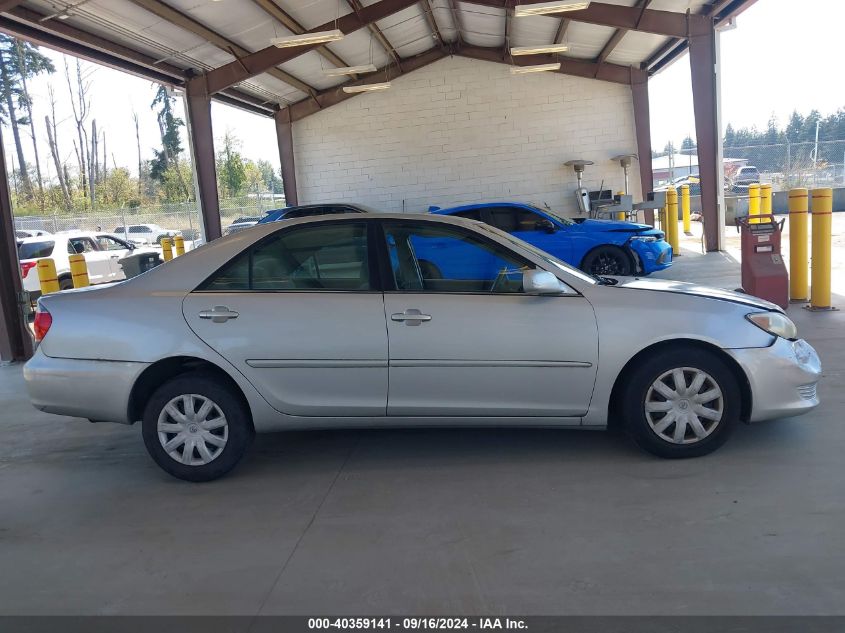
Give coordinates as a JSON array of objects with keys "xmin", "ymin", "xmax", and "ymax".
[{"xmin": 431, "ymin": 201, "xmax": 534, "ymax": 214}]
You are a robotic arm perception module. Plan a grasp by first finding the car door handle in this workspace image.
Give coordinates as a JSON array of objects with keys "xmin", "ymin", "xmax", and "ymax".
[
  {"xmin": 391, "ymin": 309, "xmax": 431, "ymax": 325},
  {"xmin": 199, "ymin": 305, "xmax": 239, "ymax": 323}
]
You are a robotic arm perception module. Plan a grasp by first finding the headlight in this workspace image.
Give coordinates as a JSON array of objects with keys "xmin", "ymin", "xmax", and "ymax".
[
  {"xmin": 746, "ymin": 311, "xmax": 798, "ymax": 340},
  {"xmin": 629, "ymin": 235, "xmax": 658, "ymax": 243}
]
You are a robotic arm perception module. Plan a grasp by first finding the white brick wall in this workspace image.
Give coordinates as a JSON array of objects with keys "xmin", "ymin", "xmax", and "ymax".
[{"xmin": 293, "ymin": 56, "xmax": 641, "ymax": 215}]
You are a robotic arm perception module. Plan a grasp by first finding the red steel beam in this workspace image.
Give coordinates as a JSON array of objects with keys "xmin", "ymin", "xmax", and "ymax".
[
  {"xmin": 458, "ymin": 44, "xmax": 638, "ymax": 85},
  {"xmin": 184, "ymin": 78, "xmax": 222, "ymax": 241},
  {"xmin": 630, "ymin": 73, "xmax": 654, "ymax": 226},
  {"xmin": 275, "ymin": 109, "xmax": 298, "ymax": 206},
  {"xmin": 688, "ymin": 19, "xmax": 720, "ymax": 252},
  {"xmin": 459, "ymin": 1, "xmax": 707, "ymax": 38},
  {"xmin": 202, "ymin": 0, "xmax": 419, "ymax": 95}
]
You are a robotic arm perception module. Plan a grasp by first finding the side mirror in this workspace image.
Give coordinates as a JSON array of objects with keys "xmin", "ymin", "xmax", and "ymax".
[
  {"xmin": 536, "ymin": 219, "xmax": 557, "ymax": 233},
  {"xmin": 523, "ymin": 269, "xmax": 563, "ymax": 295}
]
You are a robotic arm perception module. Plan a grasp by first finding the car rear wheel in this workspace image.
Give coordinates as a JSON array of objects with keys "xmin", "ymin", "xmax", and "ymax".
[
  {"xmin": 620, "ymin": 347, "xmax": 740, "ymax": 458},
  {"xmin": 581, "ymin": 245, "xmax": 633, "ymax": 276},
  {"xmin": 142, "ymin": 372, "xmax": 253, "ymax": 481}
]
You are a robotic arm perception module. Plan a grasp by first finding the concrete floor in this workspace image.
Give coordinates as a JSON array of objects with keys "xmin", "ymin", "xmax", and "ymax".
[{"xmin": 1, "ymin": 223, "xmax": 844, "ymax": 615}]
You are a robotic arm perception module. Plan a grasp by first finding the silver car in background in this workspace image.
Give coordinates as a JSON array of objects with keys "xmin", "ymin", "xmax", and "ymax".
[{"xmin": 24, "ymin": 213, "xmax": 821, "ymax": 481}]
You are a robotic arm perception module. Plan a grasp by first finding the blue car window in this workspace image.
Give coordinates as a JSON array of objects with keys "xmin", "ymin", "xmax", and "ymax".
[{"xmin": 383, "ymin": 222, "xmax": 529, "ymax": 294}]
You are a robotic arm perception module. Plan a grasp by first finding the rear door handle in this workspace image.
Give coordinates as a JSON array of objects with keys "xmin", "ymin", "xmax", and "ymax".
[
  {"xmin": 391, "ymin": 309, "xmax": 431, "ymax": 326},
  {"xmin": 199, "ymin": 305, "xmax": 240, "ymax": 323}
]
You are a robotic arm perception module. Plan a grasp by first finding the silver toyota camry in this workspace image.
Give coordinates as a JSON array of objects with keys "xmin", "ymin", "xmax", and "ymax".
[{"xmin": 24, "ymin": 213, "xmax": 821, "ymax": 481}]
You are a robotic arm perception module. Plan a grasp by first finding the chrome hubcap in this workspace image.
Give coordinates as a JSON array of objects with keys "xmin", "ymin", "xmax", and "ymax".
[
  {"xmin": 645, "ymin": 367, "xmax": 724, "ymax": 444},
  {"xmin": 157, "ymin": 394, "xmax": 228, "ymax": 466}
]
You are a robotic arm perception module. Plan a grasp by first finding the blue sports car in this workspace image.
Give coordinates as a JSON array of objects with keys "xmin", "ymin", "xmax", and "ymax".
[{"xmin": 429, "ymin": 202, "xmax": 672, "ymax": 276}]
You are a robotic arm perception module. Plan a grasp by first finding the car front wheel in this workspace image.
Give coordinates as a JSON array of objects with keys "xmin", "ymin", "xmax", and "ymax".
[
  {"xmin": 142, "ymin": 372, "xmax": 253, "ymax": 481},
  {"xmin": 620, "ymin": 348, "xmax": 740, "ymax": 458},
  {"xmin": 581, "ymin": 245, "xmax": 633, "ymax": 276}
]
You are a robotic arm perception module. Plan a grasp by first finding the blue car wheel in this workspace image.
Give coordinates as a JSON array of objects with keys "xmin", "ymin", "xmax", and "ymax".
[{"xmin": 581, "ymin": 245, "xmax": 634, "ymax": 276}]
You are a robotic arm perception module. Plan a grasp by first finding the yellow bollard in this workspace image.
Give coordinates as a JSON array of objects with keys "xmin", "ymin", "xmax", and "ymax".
[
  {"xmin": 665, "ymin": 186, "xmax": 680, "ymax": 254},
  {"xmin": 161, "ymin": 237, "xmax": 173, "ymax": 262},
  {"xmin": 809, "ymin": 188, "xmax": 833, "ymax": 310},
  {"xmin": 36, "ymin": 258, "xmax": 60, "ymax": 295},
  {"xmin": 174, "ymin": 235, "xmax": 185, "ymax": 257},
  {"xmin": 748, "ymin": 183, "xmax": 760, "ymax": 224},
  {"xmin": 788, "ymin": 188, "xmax": 809, "ymax": 302},
  {"xmin": 760, "ymin": 183, "xmax": 772, "ymax": 220},
  {"xmin": 68, "ymin": 254, "xmax": 89, "ymax": 288},
  {"xmin": 681, "ymin": 184, "xmax": 691, "ymax": 235}
]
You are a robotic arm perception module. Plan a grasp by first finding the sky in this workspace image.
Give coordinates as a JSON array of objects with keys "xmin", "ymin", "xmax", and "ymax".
[
  {"xmin": 3, "ymin": 0, "xmax": 844, "ymax": 180},
  {"xmin": 648, "ymin": 0, "xmax": 845, "ymax": 150}
]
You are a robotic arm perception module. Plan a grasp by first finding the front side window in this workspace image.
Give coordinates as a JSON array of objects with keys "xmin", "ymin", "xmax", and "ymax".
[
  {"xmin": 96, "ymin": 235, "xmax": 130, "ymax": 251},
  {"xmin": 487, "ymin": 207, "xmax": 551, "ymax": 234},
  {"xmin": 202, "ymin": 222, "xmax": 370, "ymax": 292},
  {"xmin": 67, "ymin": 237, "xmax": 97, "ymax": 254},
  {"xmin": 129, "ymin": 226, "xmax": 148, "ymax": 234},
  {"xmin": 382, "ymin": 221, "xmax": 530, "ymax": 294}
]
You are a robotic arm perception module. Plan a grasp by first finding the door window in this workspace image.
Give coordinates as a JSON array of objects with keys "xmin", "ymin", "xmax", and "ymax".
[
  {"xmin": 96, "ymin": 235, "xmax": 130, "ymax": 251},
  {"xmin": 487, "ymin": 207, "xmax": 549, "ymax": 234},
  {"xmin": 202, "ymin": 222, "xmax": 370, "ymax": 292},
  {"xmin": 451, "ymin": 209, "xmax": 482, "ymax": 221},
  {"xmin": 67, "ymin": 237, "xmax": 97, "ymax": 254},
  {"xmin": 382, "ymin": 221, "xmax": 530, "ymax": 294}
]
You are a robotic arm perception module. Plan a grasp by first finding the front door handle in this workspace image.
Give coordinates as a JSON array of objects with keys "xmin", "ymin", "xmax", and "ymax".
[
  {"xmin": 391, "ymin": 309, "xmax": 431, "ymax": 326},
  {"xmin": 199, "ymin": 305, "xmax": 240, "ymax": 323}
]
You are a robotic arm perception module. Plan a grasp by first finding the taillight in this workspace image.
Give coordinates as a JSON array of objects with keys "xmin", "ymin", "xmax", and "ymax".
[
  {"xmin": 33, "ymin": 305, "xmax": 52, "ymax": 342},
  {"xmin": 20, "ymin": 261, "xmax": 36, "ymax": 278}
]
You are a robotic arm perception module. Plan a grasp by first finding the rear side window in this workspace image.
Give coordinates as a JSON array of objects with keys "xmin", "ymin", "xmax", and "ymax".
[
  {"xmin": 18, "ymin": 241, "xmax": 54, "ymax": 259},
  {"xmin": 129, "ymin": 226, "xmax": 148, "ymax": 234},
  {"xmin": 202, "ymin": 223, "xmax": 370, "ymax": 292},
  {"xmin": 452, "ymin": 209, "xmax": 482, "ymax": 221}
]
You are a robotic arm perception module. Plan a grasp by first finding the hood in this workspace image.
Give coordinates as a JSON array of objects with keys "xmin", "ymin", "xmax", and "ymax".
[
  {"xmin": 572, "ymin": 218, "xmax": 659, "ymax": 234},
  {"xmin": 614, "ymin": 277, "xmax": 782, "ymax": 311}
]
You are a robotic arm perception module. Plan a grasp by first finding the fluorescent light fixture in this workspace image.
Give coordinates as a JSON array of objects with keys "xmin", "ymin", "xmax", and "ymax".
[
  {"xmin": 510, "ymin": 62, "xmax": 561, "ymax": 74},
  {"xmin": 323, "ymin": 64, "xmax": 378, "ymax": 77},
  {"xmin": 343, "ymin": 82, "xmax": 392, "ymax": 94},
  {"xmin": 271, "ymin": 29, "xmax": 344, "ymax": 48},
  {"xmin": 510, "ymin": 43, "xmax": 569, "ymax": 55},
  {"xmin": 514, "ymin": 1, "xmax": 590, "ymax": 17}
]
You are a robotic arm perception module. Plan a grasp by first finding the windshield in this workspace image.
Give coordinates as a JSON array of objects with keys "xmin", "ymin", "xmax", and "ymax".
[
  {"xmin": 527, "ymin": 204, "xmax": 575, "ymax": 226},
  {"xmin": 474, "ymin": 223, "xmax": 596, "ymax": 285},
  {"xmin": 19, "ymin": 240, "xmax": 55, "ymax": 260}
]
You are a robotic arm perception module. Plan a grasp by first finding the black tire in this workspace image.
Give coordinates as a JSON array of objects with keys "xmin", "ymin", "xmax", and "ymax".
[
  {"xmin": 142, "ymin": 372, "xmax": 254, "ymax": 481},
  {"xmin": 620, "ymin": 347, "xmax": 740, "ymax": 458},
  {"xmin": 581, "ymin": 245, "xmax": 633, "ymax": 276},
  {"xmin": 59, "ymin": 276, "xmax": 74, "ymax": 291}
]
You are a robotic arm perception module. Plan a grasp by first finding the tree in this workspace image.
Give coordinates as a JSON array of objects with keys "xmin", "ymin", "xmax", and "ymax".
[
  {"xmin": 257, "ymin": 159, "xmax": 282, "ymax": 193},
  {"xmin": 680, "ymin": 135, "xmax": 695, "ymax": 154},
  {"xmin": 44, "ymin": 83, "xmax": 72, "ymax": 211},
  {"xmin": 216, "ymin": 130, "xmax": 246, "ymax": 197},
  {"xmin": 0, "ymin": 35, "xmax": 55, "ymax": 199},
  {"xmin": 149, "ymin": 85, "xmax": 189, "ymax": 199},
  {"xmin": 64, "ymin": 58, "xmax": 93, "ymax": 203}
]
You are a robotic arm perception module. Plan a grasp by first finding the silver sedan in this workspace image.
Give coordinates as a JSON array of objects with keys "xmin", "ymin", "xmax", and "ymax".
[{"xmin": 24, "ymin": 213, "xmax": 821, "ymax": 481}]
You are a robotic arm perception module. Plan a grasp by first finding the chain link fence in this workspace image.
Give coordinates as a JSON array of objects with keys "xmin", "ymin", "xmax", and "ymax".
[
  {"xmin": 652, "ymin": 140, "xmax": 845, "ymax": 193},
  {"xmin": 14, "ymin": 195, "xmax": 286, "ymax": 239}
]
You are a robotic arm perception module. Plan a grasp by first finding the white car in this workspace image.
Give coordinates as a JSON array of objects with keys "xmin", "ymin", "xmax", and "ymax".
[
  {"xmin": 113, "ymin": 223, "xmax": 180, "ymax": 245},
  {"xmin": 18, "ymin": 231, "xmax": 155, "ymax": 297}
]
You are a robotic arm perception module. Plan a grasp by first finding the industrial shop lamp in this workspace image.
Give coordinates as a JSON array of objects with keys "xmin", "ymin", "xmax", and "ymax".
[
  {"xmin": 342, "ymin": 82, "xmax": 392, "ymax": 94},
  {"xmin": 510, "ymin": 62, "xmax": 561, "ymax": 75},
  {"xmin": 271, "ymin": 29, "xmax": 344, "ymax": 48},
  {"xmin": 323, "ymin": 64, "xmax": 378, "ymax": 77},
  {"xmin": 514, "ymin": 1, "xmax": 590, "ymax": 17},
  {"xmin": 510, "ymin": 43, "xmax": 569, "ymax": 56}
]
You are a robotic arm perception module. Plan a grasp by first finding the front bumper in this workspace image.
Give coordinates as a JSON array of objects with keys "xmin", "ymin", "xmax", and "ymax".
[
  {"xmin": 726, "ymin": 337, "xmax": 821, "ymax": 422},
  {"xmin": 24, "ymin": 347, "xmax": 149, "ymax": 424},
  {"xmin": 629, "ymin": 239, "xmax": 673, "ymax": 275}
]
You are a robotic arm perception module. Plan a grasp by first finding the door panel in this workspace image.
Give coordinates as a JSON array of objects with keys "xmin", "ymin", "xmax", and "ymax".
[
  {"xmin": 183, "ymin": 292, "xmax": 388, "ymax": 416},
  {"xmin": 384, "ymin": 293, "xmax": 598, "ymax": 417}
]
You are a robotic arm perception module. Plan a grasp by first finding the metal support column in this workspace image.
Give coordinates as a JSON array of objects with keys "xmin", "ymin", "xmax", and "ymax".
[
  {"xmin": 0, "ymin": 127, "xmax": 33, "ymax": 362},
  {"xmin": 274, "ymin": 108, "xmax": 298, "ymax": 207},
  {"xmin": 184, "ymin": 76, "xmax": 222, "ymax": 241},
  {"xmin": 631, "ymin": 70, "xmax": 654, "ymax": 225},
  {"xmin": 689, "ymin": 18, "xmax": 721, "ymax": 252}
]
